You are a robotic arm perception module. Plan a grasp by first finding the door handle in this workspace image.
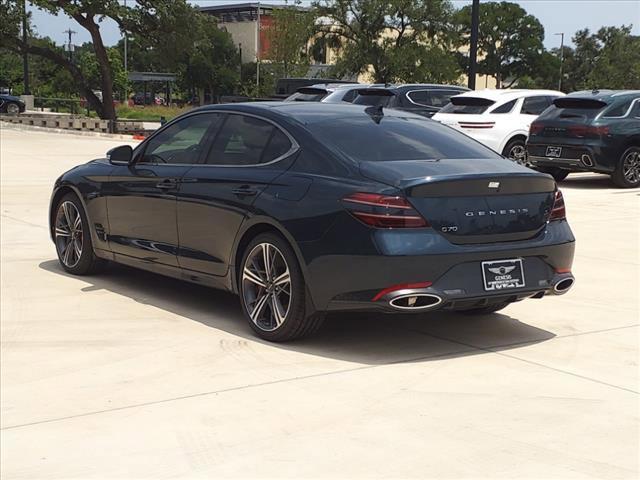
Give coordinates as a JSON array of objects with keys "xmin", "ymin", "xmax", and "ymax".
[
  {"xmin": 156, "ymin": 178, "xmax": 179, "ymax": 190},
  {"xmin": 232, "ymin": 186, "xmax": 258, "ymax": 197}
]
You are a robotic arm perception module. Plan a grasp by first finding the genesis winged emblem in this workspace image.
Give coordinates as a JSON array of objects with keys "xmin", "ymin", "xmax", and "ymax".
[{"xmin": 488, "ymin": 265, "xmax": 516, "ymax": 275}]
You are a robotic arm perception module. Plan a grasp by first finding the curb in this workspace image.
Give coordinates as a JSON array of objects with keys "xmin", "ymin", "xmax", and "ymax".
[{"xmin": 0, "ymin": 121, "xmax": 143, "ymax": 141}]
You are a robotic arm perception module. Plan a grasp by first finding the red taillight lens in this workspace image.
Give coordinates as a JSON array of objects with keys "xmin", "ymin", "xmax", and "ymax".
[
  {"xmin": 529, "ymin": 123, "xmax": 544, "ymax": 135},
  {"xmin": 568, "ymin": 125, "xmax": 610, "ymax": 138},
  {"xmin": 343, "ymin": 192, "xmax": 429, "ymax": 228},
  {"xmin": 549, "ymin": 190, "xmax": 566, "ymax": 221},
  {"xmin": 372, "ymin": 282, "xmax": 433, "ymax": 301}
]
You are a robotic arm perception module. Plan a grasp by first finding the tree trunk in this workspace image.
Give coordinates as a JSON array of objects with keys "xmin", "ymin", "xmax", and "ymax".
[
  {"xmin": 73, "ymin": 14, "xmax": 117, "ymax": 121},
  {"xmin": 496, "ymin": 72, "xmax": 502, "ymax": 89}
]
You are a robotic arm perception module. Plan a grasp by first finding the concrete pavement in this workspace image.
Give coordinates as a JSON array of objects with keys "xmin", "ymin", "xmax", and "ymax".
[{"xmin": 1, "ymin": 125, "xmax": 638, "ymax": 479}]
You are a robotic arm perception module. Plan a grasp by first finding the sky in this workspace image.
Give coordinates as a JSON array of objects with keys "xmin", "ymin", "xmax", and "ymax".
[{"xmin": 28, "ymin": 0, "xmax": 640, "ymax": 50}]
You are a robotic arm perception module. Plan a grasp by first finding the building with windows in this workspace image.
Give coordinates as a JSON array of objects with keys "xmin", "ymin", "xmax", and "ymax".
[
  {"xmin": 200, "ymin": 3, "xmax": 285, "ymax": 64},
  {"xmin": 200, "ymin": 2, "xmax": 496, "ymax": 89}
]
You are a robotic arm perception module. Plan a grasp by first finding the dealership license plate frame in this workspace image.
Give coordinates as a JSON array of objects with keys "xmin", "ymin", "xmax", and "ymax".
[
  {"xmin": 545, "ymin": 145, "xmax": 562, "ymax": 158},
  {"xmin": 481, "ymin": 259, "xmax": 526, "ymax": 291}
]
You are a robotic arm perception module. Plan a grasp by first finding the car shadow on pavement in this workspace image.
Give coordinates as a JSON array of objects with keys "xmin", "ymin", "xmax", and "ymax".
[
  {"xmin": 39, "ymin": 259, "xmax": 556, "ymax": 365},
  {"xmin": 559, "ymin": 173, "xmax": 619, "ymax": 190}
]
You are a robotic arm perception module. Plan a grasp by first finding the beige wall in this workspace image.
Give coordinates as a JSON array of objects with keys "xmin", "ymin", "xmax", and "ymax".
[{"xmin": 219, "ymin": 21, "xmax": 258, "ymax": 63}]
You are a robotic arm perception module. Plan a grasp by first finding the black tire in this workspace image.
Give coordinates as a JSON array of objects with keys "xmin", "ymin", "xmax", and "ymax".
[
  {"xmin": 537, "ymin": 167, "xmax": 570, "ymax": 182},
  {"xmin": 460, "ymin": 302, "xmax": 511, "ymax": 315},
  {"xmin": 2, "ymin": 102, "xmax": 21, "ymax": 115},
  {"xmin": 54, "ymin": 193, "xmax": 106, "ymax": 275},
  {"xmin": 611, "ymin": 146, "xmax": 640, "ymax": 188},
  {"xmin": 502, "ymin": 138, "xmax": 528, "ymax": 165},
  {"xmin": 239, "ymin": 232, "xmax": 324, "ymax": 342}
]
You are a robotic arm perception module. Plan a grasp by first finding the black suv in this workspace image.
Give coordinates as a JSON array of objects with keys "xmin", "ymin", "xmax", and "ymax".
[
  {"xmin": 527, "ymin": 90, "xmax": 640, "ymax": 188},
  {"xmin": 352, "ymin": 84, "xmax": 469, "ymax": 118}
]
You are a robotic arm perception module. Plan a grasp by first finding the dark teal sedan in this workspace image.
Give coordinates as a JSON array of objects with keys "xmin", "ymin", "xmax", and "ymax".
[{"xmin": 527, "ymin": 90, "xmax": 640, "ymax": 188}]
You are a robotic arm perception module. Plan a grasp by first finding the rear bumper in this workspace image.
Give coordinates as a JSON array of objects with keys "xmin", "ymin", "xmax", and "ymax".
[
  {"xmin": 527, "ymin": 142, "xmax": 618, "ymax": 173},
  {"xmin": 303, "ymin": 221, "xmax": 575, "ymax": 312}
]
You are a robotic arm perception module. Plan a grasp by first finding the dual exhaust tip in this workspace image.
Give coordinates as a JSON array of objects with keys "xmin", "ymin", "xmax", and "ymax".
[
  {"xmin": 552, "ymin": 276, "xmax": 575, "ymax": 295},
  {"xmin": 383, "ymin": 275, "xmax": 575, "ymax": 310},
  {"xmin": 388, "ymin": 293, "xmax": 442, "ymax": 310},
  {"xmin": 581, "ymin": 154, "xmax": 594, "ymax": 167}
]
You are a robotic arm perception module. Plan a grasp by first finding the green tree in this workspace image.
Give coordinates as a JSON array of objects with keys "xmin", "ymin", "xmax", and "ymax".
[
  {"xmin": 0, "ymin": 0, "xmax": 238, "ymax": 118},
  {"xmin": 120, "ymin": 2, "xmax": 239, "ymax": 103},
  {"xmin": 560, "ymin": 26, "xmax": 640, "ymax": 92},
  {"xmin": 455, "ymin": 1, "xmax": 544, "ymax": 88},
  {"xmin": 314, "ymin": 0, "xmax": 461, "ymax": 84},
  {"xmin": 266, "ymin": 1, "xmax": 316, "ymax": 78}
]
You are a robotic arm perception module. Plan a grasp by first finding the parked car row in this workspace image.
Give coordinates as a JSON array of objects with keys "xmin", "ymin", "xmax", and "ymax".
[
  {"xmin": 285, "ymin": 83, "xmax": 639, "ymax": 188},
  {"xmin": 0, "ymin": 94, "xmax": 26, "ymax": 114}
]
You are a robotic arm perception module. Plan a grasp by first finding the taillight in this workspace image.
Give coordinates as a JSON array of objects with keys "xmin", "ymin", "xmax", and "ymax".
[
  {"xmin": 568, "ymin": 125, "xmax": 610, "ymax": 138},
  {"xmin": 529, "ymin": 123, "xmax": 544, "ymax": 135},
  {"xmin": 342, "ymin": 192, "xmax": 429, "ymax": 228},
  {"xmin": 549, "ymin": 190, "xmax": 566, "ymax": 221}
]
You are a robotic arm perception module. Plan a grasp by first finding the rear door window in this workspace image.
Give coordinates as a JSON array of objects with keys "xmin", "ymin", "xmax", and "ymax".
[
  {"xmin": 341, "ymin": 89, "xmax": 357, "ymax": 103},
  {"xmin": 602, "ymin": 99, "xmax": 634, "ymax": 118},
  {"xmin": 429, "ymin": 89, "xmax": 464, "ymax": 107},
  {"xmin": 206, "ymin": 114, "xmax": 293, "ymax": 165},
  {"xmin": 521, "ymin": 96, "xmax": 552, "ymax": 115},
  {"xmin": 490, "ymin": 99, "xmax": 517, "ymax": 114},
  {"xmin": 408, "ymin": 89, "xmax": 462, "ymax": 108}
]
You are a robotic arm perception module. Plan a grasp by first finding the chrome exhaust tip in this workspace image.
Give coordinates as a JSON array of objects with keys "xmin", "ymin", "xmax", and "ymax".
[
  {"xmin": 389, "ymin": 293, "xmax": 443, "ymax": 310},
  {"xmin": 581, "ymin": 154, "xmax": 594, "ymax": 167},
  {"xmin": 552, "ymin": 277, "xmax": 575, "ymax": 295}
]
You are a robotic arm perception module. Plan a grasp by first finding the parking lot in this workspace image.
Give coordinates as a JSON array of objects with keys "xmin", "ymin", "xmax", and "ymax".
[{"xmin": 1, "ymin": 124, "xmax": 638, "ymax": 478}]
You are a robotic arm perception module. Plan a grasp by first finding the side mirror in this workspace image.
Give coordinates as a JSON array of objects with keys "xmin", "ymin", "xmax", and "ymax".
[{"xmin": 107, "ymin": 145, "xmax": 133, "ymax": 165}]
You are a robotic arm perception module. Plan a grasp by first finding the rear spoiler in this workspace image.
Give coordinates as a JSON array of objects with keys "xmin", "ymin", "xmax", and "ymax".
[
  {"xmin": 356, "ymin": 88, "xmax": 395, "ymax": 96},
  {"xmin": 553, "ymin": 98, "xmax": 607, "ymax": 109},
  {"xmin": 297, "ymin": 87, "xmax": 329, "ymax": 95},
  {"xmin": 450, "ymin": 97, "xmax": 495, "ymax": 106}
]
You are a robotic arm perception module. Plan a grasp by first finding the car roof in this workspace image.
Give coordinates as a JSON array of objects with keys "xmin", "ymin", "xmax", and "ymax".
[
  {"xmin": 302, "ymin": 83, "xmax": 364, "ymax": 93},
  {"xmin": 368, "ymin": 84, "xmax": 469, "ymax": 93},
  {"xmin": 196, "ymin": 101, "xmax": 425, "ymax": 125},
  {"xmin": 452, "ymin": 89, "xmax": 564, "ymax": 102},
  {"xmin": 566, "ymin": 89, "xmax": 640, "ymax": 101}
]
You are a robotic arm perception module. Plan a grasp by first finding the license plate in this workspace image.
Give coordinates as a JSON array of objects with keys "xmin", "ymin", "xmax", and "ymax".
[
  {"xmin": 481, "ymin": 259, "xmax": 525, "ymax": 291},
  {"xmin": 546, "ymin": 146, "xmax": 562, "ymax": 158}
]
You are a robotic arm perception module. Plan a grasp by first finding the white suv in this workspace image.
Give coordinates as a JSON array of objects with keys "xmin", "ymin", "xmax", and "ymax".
[{"xmin": 433, "ymin": 89, "xmax": 565, "ymax": 163}]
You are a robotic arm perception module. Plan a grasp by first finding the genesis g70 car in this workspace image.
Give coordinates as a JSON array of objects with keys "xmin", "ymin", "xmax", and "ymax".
[{"xmin": 50, "ymin": 103, "xmax": 575, "ymax": 341}]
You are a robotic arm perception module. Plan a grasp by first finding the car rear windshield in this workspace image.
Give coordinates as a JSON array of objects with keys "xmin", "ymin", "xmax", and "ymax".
[
  {"xmin": 439, "ymin": 96, "xmax": 495, "ymax": 114},
  {"xmin": 352, "ymin": 93, "xmax": 394, "ymax": 107},
  {"xmin": 546, "ymin": 97, "xmax": 607, "ymax": 120},
  {"xmin": 286, "ymin": 91, "xmax": 328, "ymax": 102},
  {"xmin": 307, "ymin": 116, "xmax": 500, "ymax": 162}
]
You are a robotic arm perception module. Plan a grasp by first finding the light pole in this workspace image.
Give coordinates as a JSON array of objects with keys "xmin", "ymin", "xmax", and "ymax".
[
  {"xmin": 468, "ymin": 0, "xmax": 480, "ymax": 90},
  {"xmin": 21, "ymin": 0, "xmax": 30, "ymax": 95},
  {"xmin": 123, "ymin": 0, "xmax": 128, "ymax": 74},
  {"xmin": 63, "ymin": 28, "xmax": 76, "ymax": 61},
  {"xmin": 555, "ymin": 32, "xmax": 564, "ymax": 91}
]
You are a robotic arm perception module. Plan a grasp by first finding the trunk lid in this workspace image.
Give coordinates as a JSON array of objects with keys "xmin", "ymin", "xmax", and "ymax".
[
  {"xmin": 528, "ymin": 97, "xmax": 607, "ymax": 146},
  {"xmin": 359, "ymin": 158, "xmax": 556, "ymax": 244}
]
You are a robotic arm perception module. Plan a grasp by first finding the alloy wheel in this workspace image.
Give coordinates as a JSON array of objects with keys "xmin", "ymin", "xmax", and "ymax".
[
  {"xmin": 55, "ymin": 201, "xmax": 83, "ymax": 268},
  {"xmin": 508, "ymin": 144, "xmax": 528, "ymax": 165},
  {"xmin": 242, "ymin": 242, "xmax": 292, "ymax": 332},
  {"xmin": 6, "ymin": 103, "xmax": 19, "ymax": 115},
  {"xmin": 622, "ymin": 150, "xmax": 640, "ymax": 184}
]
